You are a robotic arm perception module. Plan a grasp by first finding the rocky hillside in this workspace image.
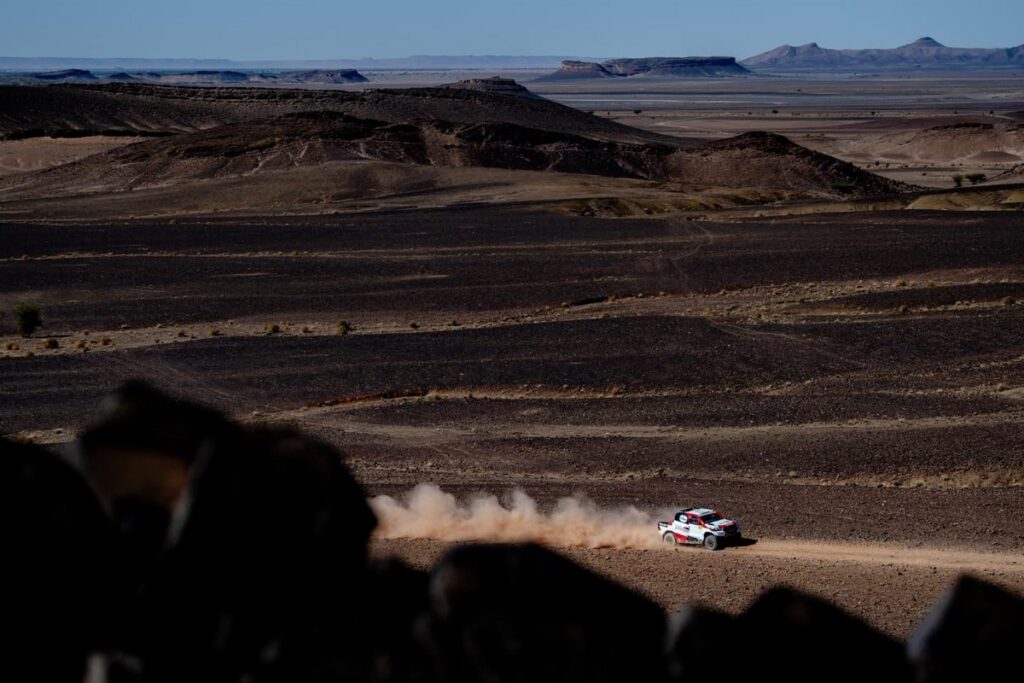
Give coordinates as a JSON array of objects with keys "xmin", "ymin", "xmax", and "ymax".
[
  {"xmin": 0, "ymin": 82, "xmax": 678, "ymax": 145},
  {"xmin": 0, "ymin": 111, "xmax": 678, "ymax": 195},
  {"xmin": 667, "ymin": 132, "xmax": 910, "ymax": 196},
  {"xmin": 2, "ymin": 113, "xmax": 908, "ymax": 200},
  {"xmin": 744, "ymin": 37, "xmax": 1024, "ymax": 70},
  {"xmin": 438, "ymin": 77, "xmax": 541, "ymax": 99}
]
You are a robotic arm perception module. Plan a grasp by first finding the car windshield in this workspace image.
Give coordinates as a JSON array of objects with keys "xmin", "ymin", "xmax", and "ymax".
[{"xmin": 701, "ymin": 513, "xmax": 722, "ymax": 523}]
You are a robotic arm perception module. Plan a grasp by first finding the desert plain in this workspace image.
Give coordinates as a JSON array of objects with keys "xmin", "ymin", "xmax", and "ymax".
[{"xmin": 2, "ymin": 70, "xmax": 1023, "ymax": 637}]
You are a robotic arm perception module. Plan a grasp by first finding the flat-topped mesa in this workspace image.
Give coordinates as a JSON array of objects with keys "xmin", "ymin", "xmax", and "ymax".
[
  {"xmin": 539, "ymin": 61, "xmax": 617, "ymax": 79},
  {"xmin": 602, "ymin": 56, "xmax": 747, "ymax": 76},
  {"xmin": 536, "ymin": 56, "xmax": 748, "ymax": 81},
  {"xmin": 439, "ymin": 77, "xmax": 542, "ymax": 99},
  {"xmin": 279, "ymin": 69, "xmax": 369, "ymax": 84}
]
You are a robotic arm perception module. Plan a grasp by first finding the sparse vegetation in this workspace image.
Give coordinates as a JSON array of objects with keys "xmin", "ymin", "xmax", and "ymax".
[
  {"xmin": 952, "ymin": 175, "xmax": 964, "ymax": 188},
  {"xmin": 265, "ymin": 323, "xmax": 281, "ymax": 335},
  {"xmin": 336, "ymin": 320, "xmax": 352, "ymax": 335},
  {"xmin": 14, "ymin": 304, "xmax": 42, "ymax": 338},
  {"xmin": 42, "ymin": 338, "xmax": 59, "ymax": 349},
  {"xmin": 966, "ymin": 173, "xmax": 987, "ymax": 185}
]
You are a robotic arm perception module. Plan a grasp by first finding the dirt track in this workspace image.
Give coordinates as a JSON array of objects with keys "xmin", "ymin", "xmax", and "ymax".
[{"xmin": 374, "ymin": 537, "xmax": 1024, "ymax": 639}]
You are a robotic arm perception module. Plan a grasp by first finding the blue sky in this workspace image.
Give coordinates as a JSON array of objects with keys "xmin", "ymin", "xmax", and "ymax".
[{"xmin": 3, "ymin": 0, "xmax": 1022, "ymax": 60}]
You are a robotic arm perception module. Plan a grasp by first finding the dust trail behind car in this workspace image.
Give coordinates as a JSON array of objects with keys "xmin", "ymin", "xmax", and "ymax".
[{"xmin": 370, "ymin": 483, "xmax": 666, "ymax": 549}]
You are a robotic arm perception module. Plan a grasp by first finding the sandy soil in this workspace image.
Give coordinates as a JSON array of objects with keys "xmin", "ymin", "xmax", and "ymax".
[{"xmin": 0, "ymin": 136, "xmax": 132, "ymax": 176}]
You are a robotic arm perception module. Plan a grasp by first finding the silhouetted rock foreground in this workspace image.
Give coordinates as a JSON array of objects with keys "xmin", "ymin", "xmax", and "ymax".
[{"xmin": 2, "ymin": 382, "xmax": 1022, "ymax": 682}]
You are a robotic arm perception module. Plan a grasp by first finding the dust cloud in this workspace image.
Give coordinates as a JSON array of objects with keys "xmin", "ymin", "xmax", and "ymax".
[{"xmin": 370, "ymin": 483, "xmax": 665, "ymax": 549}]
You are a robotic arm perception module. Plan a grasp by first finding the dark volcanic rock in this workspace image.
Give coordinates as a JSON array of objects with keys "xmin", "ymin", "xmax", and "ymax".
[
  {"xmin": 76, "ymin": 381, "xmax": 377, "ymax": 681},
  {"xmin": 665, "ymin": 605, "xmax": 739, "ymax": 681},
  {"xmin": 732, "ymin": 587, "xmax": 911, "ymax": 682},
  {"xmin": 277, "ymin": 557, "xmax": 434, "ymax": 682},
  {"xmin": 424, "ymin": 542, "xmax": 666, "ymax": 683},
  {"xmin": 0, "ymin": 437, "xmax": 110, "ymax": 681},
  {"xmin": 908, "ymin": 576, "xmax": 1024, "ymax": 682}
]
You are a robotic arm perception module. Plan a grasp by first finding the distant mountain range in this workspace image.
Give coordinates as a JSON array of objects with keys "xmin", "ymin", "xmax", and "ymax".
[
  {"xmin": 743, "ymin": 37, "xmax": 1024, "ymax": 70},
  {"xmin": 4, "ymin": 40, "xmax": 1022, "ymax": 76},
  {"xmin": 0, "ymin": 68, "xmax": 371, "ymax": 87},
  {"xmin": 0, "ymin": 55, "xmax": 584, "ymax": 72}
]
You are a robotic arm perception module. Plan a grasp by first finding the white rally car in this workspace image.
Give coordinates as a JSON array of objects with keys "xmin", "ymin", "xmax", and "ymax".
[{"xmin": 658, "ymin": 507, "xmax": 741, "ymax": 550}]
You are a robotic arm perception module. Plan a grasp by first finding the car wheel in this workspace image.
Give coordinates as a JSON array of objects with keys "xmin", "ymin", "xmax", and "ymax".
[
  {"xmin": 663, "ymin": 532, "xmax": 679, "ymax": 546},
  {"xmin": 703, "ymin": 534, "xmax": 720, "ymax": 551}
]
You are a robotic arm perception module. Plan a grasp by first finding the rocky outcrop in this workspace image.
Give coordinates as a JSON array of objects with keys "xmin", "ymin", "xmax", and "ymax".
[
  {"xmin": 536, "ymin": 60, "xmax": 618, "ymax": 80},
  {"xmin": 440, "ymin": 76, "xmax": 542, "ymax": 99},
  {"xmin": 602, "ymin": 57, "xmax": 749, "ymax": 77},
  {"xmin": 536, "ymin": 57, "xmax": 749, "ymax": 81},
  {"xmin": 745, "ymin": 37, "xmax": 1024, "ymax": 70}
]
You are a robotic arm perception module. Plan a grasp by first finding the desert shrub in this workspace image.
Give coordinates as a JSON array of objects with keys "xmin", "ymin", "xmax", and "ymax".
[
  {"xmin": 14, "ymin": 304, "xmax": 42, "ymax": 337},
  {"xmin": 952, "ymin": 175, "xmax": 964, "ymax": 188},
  {"xmin": 336, "ymin": 320, "xmax": 351, "ymax": 335},
  {"xmin": 265, "ymin": 324, "xmax": 281, "ymax": 335},
  {"xmin": 966, "ymin": 173, "xmax": 987, "ymax": 185},
  {"xmin": 42, "ymin": 338, "xmax": 59, "ymax": 349}
]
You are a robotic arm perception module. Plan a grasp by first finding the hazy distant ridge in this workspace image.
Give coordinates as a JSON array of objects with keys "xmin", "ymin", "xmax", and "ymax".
[
  {"xmin": 744, "ymin": 37, "xmax": 1024, "ymax": 70},
  {"xmin": 0, "ymin": 55, "xmax": 593, "ymax": 71}
]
